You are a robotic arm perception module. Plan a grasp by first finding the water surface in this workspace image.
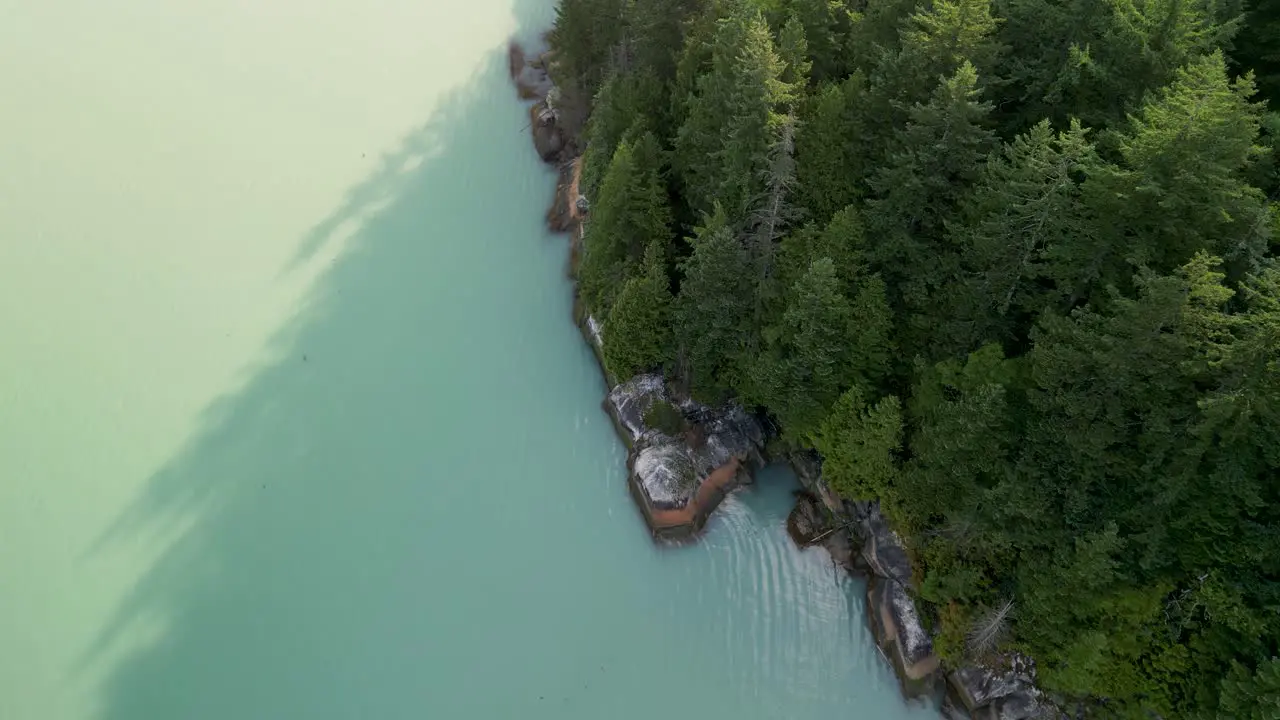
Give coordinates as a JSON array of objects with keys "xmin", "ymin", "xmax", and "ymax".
[{"xmin": 0, "ymin": 1, "xmax": 937, "ymax": 718}]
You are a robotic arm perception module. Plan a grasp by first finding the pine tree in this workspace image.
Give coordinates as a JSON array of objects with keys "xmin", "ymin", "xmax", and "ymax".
[
  {"xmin": 550, "ymin": 0, "xmax": 627, "ymax": 92},
  {"xmin": 992, "ymin": 0, "xmax": 1232, "ymax": 132},
  {"xmin": 674, "ymin": 5, "xmax": 797, "ymax": 221},
  {"xmin": 751, "ymin": 257, "xmax": 856, "ymax": 436},
  {"xmin": 778, "ymin": 14, "xmax": 813, "ymax": 87},
  {"xmin": 809, "ymin": 385, "xmax": 904, "ymax": 500},
  {"xmin": 1095, "ymin": 51, "xmax": 1271, "ymax": 278},
  {"xmin": 603, "ymin": 243, "xmax": 676, "ymax": 378},
  {"xmin": 623, "ymin": 0, "xmax": 709, "ymax": 81},
  {"xmin": 944, "ymin": 119, "xmax": 1101, "ymax": 350},
  {"xmin": 869, "ymin": 0, "xmax": 1004, "ymax": 125},
  {"xmin": 794, "ymin": 74, "xmax": 869, "ymax": 223},
  {"xmin": 674, "ymin": 207, "xmax": 754, "ymax": 400},
  {"xmin": 1232, "ymin": 0, "xmax": 1280, "ymax": 108},
  {"xmin": 779, "ymin": 0, "xmax": 855, "ymax": 83},
  {"xmin": 579, "ymin": 70, "xmax": 667, "ymax": 200},
  {"xmin": 867, "ymin": 62, "xmax": 997, "ymax": 355},
  {"xmin": 578, "ymin": 130, "xmax": 674, "ymax": 314}
]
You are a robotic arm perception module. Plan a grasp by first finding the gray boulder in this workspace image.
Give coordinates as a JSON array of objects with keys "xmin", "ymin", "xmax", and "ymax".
[
  {"xmin": 975, "ymin": 692, "xmax": 1047, "ymax": 720},
  {"xmin": 952, "ymin": 653, "xmax": 1057, "ymax": 720},
  {"xmin": 530, "ymin": 101, "xmax": 564, "ymax": 162},
  {"xmin": 860, "ymin": 510, "xmax": 914, "ymax": 586},
  {"xmin": 867, "ymin": 575, "xmax": 939, "ymax": 690},
  {"xmin": 951, "ymin": 666, "xmax": 1032, "ymax": 711},
  {"xmin": 606, "ymin": 374, "xmax": 666, "ymax": 446},
  {"xmin": 605, "ymin": 374, "xmax": 765, "ymax": 534}
]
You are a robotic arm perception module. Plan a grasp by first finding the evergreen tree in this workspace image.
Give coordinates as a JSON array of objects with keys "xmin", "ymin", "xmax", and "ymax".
[
  {"xmin": 579, "ymin": 70, "xmax": 668, "ymax": 200},
  {"xmin": 674, "ymin": 5, "xmax": 797, "ymax": 221},
  {"xmin": 623, "ymin": 0, "xmax": 709, "ymax": 81},
  {"xmin": 1216, "ymin": 657, "xmax": 1280, "ymax": 719},
  {"xmin": 779, "ymin": 0, "xmax": 855, "ymax": 83},
  {"xmin": 578, "ymin": 130, "xmax": 674, "ymax": 314},
  {"xmin": 869, "ymin": 0, "xmax": 1004, "ymax": 126},
  {"xmin": 992, "ymin": 0, "xmax": 1232, "ymax": 132},
  {"xmin": 867, "ymin": 62, "xmax": 997, "ymax": 355},
  {"xmin": 750, "ymin": 257, "xmax": 855, "ymax": 436},
  {"xmin": 1232, "ymin": 0, "xmax": 1280, "ymax": 107},
  {"xmin": 944, "ymin": 119, "xmax": 1101, "ymax": 350},
  {"xmin": 553, "ymin": 0, "xmax": 1280, "ymax": 710},
  {"xmin": 603, "ymin": 243, "xmax": 676, "ymax": 378},
  {"xmin": 674, "ymin": 207, "xmax": 754, "ymax": 400},
  {"xmin": 550, "ymin": 0, "xmax": 627, "ymax": 92},
  {"xmin": 809, "ymin": 386, "xmax": 904, "ymax": 500},
  {"xmin": 778, "ymin": 13, "xmax": 813, "ymax": 87},
  {"xmin": 1092, "ymin": 51, "xmax": 1271, "ymax": 279},
  {"xmin": 794, "ymin": 75, "xmax": 869, "ymax": 223}
]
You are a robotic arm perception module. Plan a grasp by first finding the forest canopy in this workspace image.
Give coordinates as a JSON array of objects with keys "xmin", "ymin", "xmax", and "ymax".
[{"xmin": 549, "ymin": 0, "xmax": 1280, "ymax": 716}]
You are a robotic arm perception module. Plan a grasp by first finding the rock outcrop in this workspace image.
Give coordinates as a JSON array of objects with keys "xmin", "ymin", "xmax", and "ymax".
[
  {"xmin": 787, "ymin": 454, "xmax": 1065, "ymax": 718},
  {"xmin": 948, "ymin": 654, "xmax": 1059, "ymax": 720},
  {"xmin": 868, "ymin": 574, "xmax": 939, "ymax": 688},
  {"xmin": 606, "ymin": 374, "xmax": 766, "ymax": 539}
]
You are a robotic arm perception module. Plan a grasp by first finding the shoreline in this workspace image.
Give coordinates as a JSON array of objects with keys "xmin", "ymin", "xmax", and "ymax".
[{"xmin": 507, "ymin": 37, "xmax": 1061, "ymax": 720}]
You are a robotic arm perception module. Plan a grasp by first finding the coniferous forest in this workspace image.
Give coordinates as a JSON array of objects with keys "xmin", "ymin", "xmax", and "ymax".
[{"xmin": 546, "ymin": 0, "xmax": 1280, "ymax": 716}]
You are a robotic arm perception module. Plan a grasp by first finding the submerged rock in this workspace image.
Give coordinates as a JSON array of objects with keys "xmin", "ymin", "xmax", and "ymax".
[{"xmin": 606, "ymin": 374, "xmax": 765, "ymax": 538}]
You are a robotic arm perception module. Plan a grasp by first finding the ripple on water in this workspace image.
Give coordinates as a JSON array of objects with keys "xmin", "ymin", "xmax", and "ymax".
[{"xmin": 660, "ymin": 466, "xmax": 937, "ymax": 718}]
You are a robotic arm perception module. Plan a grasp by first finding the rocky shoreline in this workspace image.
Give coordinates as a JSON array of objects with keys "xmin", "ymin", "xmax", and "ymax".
[{"xmin": 509, "ymin": 39, "xmax": 1062, "ymax": 720}]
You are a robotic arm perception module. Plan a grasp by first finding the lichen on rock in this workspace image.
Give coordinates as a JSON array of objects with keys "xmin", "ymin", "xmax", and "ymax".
[{"xmin": 605, "ymin": 373, "xmax": 765, "ymax": 537}]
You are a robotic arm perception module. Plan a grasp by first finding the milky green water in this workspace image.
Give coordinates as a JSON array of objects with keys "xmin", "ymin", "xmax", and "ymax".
[{"xmin": 0, "ymin": 2, "xmax": 938, "ymax": 718}]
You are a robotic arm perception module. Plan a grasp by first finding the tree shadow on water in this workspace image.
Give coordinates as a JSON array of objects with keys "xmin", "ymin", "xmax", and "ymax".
[{"xmin": 82, "ymin": 8, "xmax": 572, "ymax": 718}]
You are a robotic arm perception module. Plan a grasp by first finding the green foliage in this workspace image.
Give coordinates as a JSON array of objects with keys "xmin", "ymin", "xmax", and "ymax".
[
  {"xmin": 1090, "ymin": 51, "xmax": 1270, "ymax": 278},
  {"xmin": 808, "ymin": 385, "xmax": 904, "ymax": 500},
  {"xmin": 794, "ymin": 76, "xmax": 868, "ymax": 222},
  {"xmin": 1232, "ymin": 0, "xmax": 1280, "ymax": 108},
  {"xmin": 674, "ymin": 207, "xmax": 754, "ymax": 401},
  {"xmin": 750, "ymin": 257, "xmax": 856, "ymax": 436},
  {"xmin": 778, "ymin": 13, "xmax": 813, "ymax": 87},
  {"xmin": 603, "ymin": 244, "xmax": 676, "ymax": 378},
  {"xmin": 868, "ymin": 62, "xmax": 997, "ymax": 357},
  {"xmin": 578, "ymin": 129, "xmax": 673, "ymax": 314},
  {"xmin": 643, "ymin": 398, "xmax": 687, "ymax": 436},
  {"xmin": 549, "ymin": 0, "xmax": 626, "ymax": 92},
  {"xmin": 992, "ymin": 0, "xmax": 1232, "ymax": 132},
  {"xmin": 558, "ymin": 0, "xmax": 1280, "ymax": 712},
  {"xmin": 674, "ymin": 5, "xmax": 797, "ymax": 220},
  {"xmin": 580, "ymin": 71, "xmax": 668, "ymax": 200},
  {"xmin": 1216, "ymin": 658, "xmax": 1280, "ymax": 719},
  {"xmin": 945, "ymin": 119, "xmax": 1101, "ymax": 350}
]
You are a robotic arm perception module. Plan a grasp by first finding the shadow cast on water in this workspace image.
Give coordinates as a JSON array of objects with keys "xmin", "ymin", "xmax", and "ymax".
[{"xmin": 82, "ymin": 5, "xmax": 580, "ymax": 718}]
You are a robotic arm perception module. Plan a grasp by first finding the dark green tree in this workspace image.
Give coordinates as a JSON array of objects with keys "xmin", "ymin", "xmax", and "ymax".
[
  {"xmin": 942, "ymin": 119, "xmax": 1101, "ymax": 350},
  {"xmin": 674, "ymin": 5, "xmax": 797, "ymax": 220},
  {"xmin": 867, "ymin": 62, "xmax": 997, "ymax": 355},
  {"xmin": 549, "ymin": 0, "xmax": 627, "ymax": 92},
  {"xmin": 749, "ymin": 257, "xmax": 855, "ymax": 436},
  {"xmin": 809, "ymin": 385, "xmax": 904, "ymax": 500},
  {"xmin": 992, "ymin": 0, "xmax": 1233, "ymax": 132},
  {"xmin": 794, "ymin": 75, "xmax": 869, "ymax": 223},
  {"xmin": 674, "ymin": 207, "xmax": 754, "ymax": 400},
  {"xmin": 579, "ymin": 70, "xmax": 668, "ymax": 200},
  {"xmin": 578, "ymin": 130, "xmax": 674, "ymax": 313},
  {"xmin": 603, "ymin": 243, "xmax": 676, "ymax": 378},
  {"xmin": 1088, "ymin": 51, "xmax": 1271, "ymax": 282}
]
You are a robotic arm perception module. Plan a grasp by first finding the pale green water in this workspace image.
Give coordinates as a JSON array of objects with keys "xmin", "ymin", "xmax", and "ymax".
[{"xmin": 0, "ymin": 2, "xmax": 937, "ymax": 718}]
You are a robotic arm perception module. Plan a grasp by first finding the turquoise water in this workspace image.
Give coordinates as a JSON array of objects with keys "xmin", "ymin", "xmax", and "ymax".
[{"xmin": 0, "ymin": 1, "xmax": 937, "ymax": 718}]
